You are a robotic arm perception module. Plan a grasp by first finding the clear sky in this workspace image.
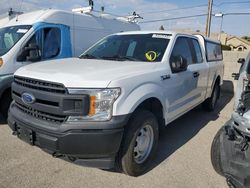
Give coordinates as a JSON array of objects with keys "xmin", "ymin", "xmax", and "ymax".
[{"xmin": 0, "ymin": 0, "xmax": 249, "ymax": 36}]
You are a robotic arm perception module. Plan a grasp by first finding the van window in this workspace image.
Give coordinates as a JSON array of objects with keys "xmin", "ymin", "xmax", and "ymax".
[
  {"xmin": 0, "ymin": 25, "xmax": 31, "ymax": 56},
  {"xmin": 23, "ymin": 27, "xmax": 61, "ymax": 61},
  {"xmin": 43, "ymin": 28, "xmax": 61, "ymax": 59},
  {"xmin": 205, "ymin": 41, "xmax": 222, "ymax": 62}
]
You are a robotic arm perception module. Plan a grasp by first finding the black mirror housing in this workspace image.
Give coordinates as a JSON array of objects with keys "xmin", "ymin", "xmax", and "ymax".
[
  {"xmin": 238, "ymin": 58, "xmax": 245, "ymax": 64},
  {"xmin": 232, "ymin": 73, "xmax": 240, "ymax": 80},
  {"xmin": 171, "ymin": 55, "xmax": 188, "ymax": 73},
  {"xmin": 16, "ymin": 43, "xmax": 41, "ymax": 62}
]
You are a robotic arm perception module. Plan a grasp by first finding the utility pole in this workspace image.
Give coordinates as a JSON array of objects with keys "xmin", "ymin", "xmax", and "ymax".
[{"xmin": 205, "ymin": 0, "xmax": 213, "ymax": 37}]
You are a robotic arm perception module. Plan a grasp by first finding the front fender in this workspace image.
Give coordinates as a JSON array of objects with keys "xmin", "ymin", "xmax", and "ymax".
[
  {"xmin": 113, "ymin": 83, "xmax": 168, "ymax": 117},
  {"xmin": 0, "ymin": 74, "xmax": 13, "ymax": 98}
]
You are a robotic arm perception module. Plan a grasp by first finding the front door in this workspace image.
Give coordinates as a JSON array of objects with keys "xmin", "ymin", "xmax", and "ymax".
[{"xmin": 165, "ymin": 36, "xmax": 204, "ymax": 122}]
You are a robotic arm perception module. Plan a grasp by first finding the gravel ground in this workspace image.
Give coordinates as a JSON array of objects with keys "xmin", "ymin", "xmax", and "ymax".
[{"xmin": 0, "ymin": 82, "xmax": 234, "ymax": 188}]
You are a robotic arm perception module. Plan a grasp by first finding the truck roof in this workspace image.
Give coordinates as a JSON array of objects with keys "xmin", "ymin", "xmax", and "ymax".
[{"xmin": 117, "ymin": 30, "xmax": 221, "ymax": 44}]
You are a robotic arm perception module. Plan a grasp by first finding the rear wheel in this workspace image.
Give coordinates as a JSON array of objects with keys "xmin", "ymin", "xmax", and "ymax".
[
  {"xmin": 203, "ymin": 82, "xmax": 220, "ymax": 111},
  {"xmin": 0, "ymin": 90, "xmax": 12, "ymax": 119},
  {"xmin": 116, "ymin": 110, "xmax": 159, "ymax": 177}
]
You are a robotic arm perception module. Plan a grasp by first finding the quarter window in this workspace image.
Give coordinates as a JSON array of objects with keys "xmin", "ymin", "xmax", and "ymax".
[
  {"xmin": 43, "ymin": 28, "xmax": 61, "ymax": 59},
  {"xmin": 191, "ymin": 39, "xmax": 203, "ymax": 64}
]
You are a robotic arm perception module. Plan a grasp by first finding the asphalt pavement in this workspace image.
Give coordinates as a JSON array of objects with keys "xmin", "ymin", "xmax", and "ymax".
[{"xmin": 0, "ymin": 83, "xmax": 234, "ymax": 188}]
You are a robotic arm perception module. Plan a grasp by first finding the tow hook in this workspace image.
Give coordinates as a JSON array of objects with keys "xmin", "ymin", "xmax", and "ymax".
[
  {"xmin": 68, "ymin": 156, "xmax": 77, "ymax": 162},
  {"xmin": 240, "ymin": 138, "xmax": 249, "ymax": 151},
  {"xmin": 225, "ymin": 125, "xmax": 236, "ymax": 141},
  {"xmin": 52, "ymin": 152, "xmax": 63, "ymax": 158}
]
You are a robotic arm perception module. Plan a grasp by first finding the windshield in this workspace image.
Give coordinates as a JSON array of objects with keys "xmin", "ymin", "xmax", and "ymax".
[
  {"xmin": 80, "ymin": 34, "xmax": 170, "ymax": 62},
  {"xmin": 0, "ymin": 25, "xmax": 31, "ymax": 56}
]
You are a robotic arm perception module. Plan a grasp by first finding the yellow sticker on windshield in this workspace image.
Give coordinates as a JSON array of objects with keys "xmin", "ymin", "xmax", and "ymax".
[{"xmin": 145, "ymin": 51, "xmax": 157, "ymax": 62}]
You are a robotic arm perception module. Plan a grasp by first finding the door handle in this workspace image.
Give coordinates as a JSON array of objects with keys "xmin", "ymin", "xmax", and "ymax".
[{"xmin": 193, "ymin": 72, "xmax": 200, "ymax": 78}]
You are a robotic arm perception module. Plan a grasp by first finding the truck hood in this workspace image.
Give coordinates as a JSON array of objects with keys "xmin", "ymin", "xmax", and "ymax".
[{"xmin": 15, "ymin": 58, "xmax": 158, "ymax": 88}]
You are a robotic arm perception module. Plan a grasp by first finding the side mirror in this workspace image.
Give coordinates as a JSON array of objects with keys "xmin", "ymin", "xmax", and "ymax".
[
  {"xmin": 171, "ymin": 55, "xmax": 188, "ymax": 73},
  {"xmin": 232, "ymin": 73, "xmax": 240, "ymax": 80},
  {"xmin": 238, "ymin": 58, "xmax": 245, "ymax": 64},
  {"xmin": 17, "ymin": 43, "xmax": 41, "ymax": 62}
]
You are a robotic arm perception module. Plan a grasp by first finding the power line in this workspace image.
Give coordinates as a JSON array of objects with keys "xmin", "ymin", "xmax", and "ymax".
[
  {"xmin": 138, "ymin": 4, "xmax": 207, "ymax": 15},
  {"xmin": 215, "ymin": 1, "xmax": 250, "ymax": 6},
  {"xmin": 223, "ymin": 12, "xmax": 250, "ymax": 16},
  {"xmin": 138, "ymin": 0, "xmax": 250, "ymax": 16},
  {"xmin": 140, "ymin": 14, "xmax": 208, "ymax": 24},
  {"xmin": 140, "ymin": 12, "xmax": 250, "ymax": 24}
]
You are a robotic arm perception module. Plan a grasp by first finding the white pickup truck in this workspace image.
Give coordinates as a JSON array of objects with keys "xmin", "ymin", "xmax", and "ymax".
[{"xmin": 8, "ymin": 31, "xmax": 224, "ymax": 176}]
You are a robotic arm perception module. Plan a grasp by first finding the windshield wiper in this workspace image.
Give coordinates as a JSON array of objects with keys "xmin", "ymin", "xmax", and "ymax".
[
  {"xmin": 101, "ymin": 55, "xmax": 139, "ymax": 61},
  {"xmin": 79, "ymin": 54, "xmax": 98, "ymax": 59}
]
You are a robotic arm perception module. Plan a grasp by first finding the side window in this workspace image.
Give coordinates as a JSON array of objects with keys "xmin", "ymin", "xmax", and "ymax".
[
  {"xmin": 43, "ymin": 28, "xmax": 61, "ymax": 59},
  {"xmin": 170, "ymin": 37, "xmax": 192, "ymax": 72},
  {"xmin": 206, "ymin": 41, "xmax": 223, "ymax": 62},
  {"xmin": 171, "ymin": 37, "xmax": 193, "ymax": 65},
  {"xmin": 22, "ymin": 27, "xmax": 61, "ymax": 61},
  {"xmin": 191, "ymin": 39, "xmax": 203, "ymax": 64}
]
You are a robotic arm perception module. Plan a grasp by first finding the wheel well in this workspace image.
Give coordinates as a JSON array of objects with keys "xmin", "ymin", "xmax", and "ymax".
[
  {"xmin": 135, "ymin": 98, "xmax": 165, "ymax": 129},
  {"xmin": 215, "ymin": 76, "xmax": 221, "ymax": 85},
  {"xmin": 0, "ymin": 87, "xmax": 11, "ymax": 101}
]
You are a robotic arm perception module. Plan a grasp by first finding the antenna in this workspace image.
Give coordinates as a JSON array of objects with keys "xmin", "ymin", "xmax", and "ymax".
[
  {"xmin": 72, "ymin": 0, "xmax": 94, "ymax": 14},
  {"xmin": 89, "ymin": 0, "xmax": 94, "ymax": 10}
]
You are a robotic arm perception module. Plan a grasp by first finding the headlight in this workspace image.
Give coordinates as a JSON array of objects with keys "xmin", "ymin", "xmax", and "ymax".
[
  {"xmin": 0, "ymin": 58, "xmax": 3, "ymax": 67},
  {"xmin": 67, "ymin": 88, "xmax": 121, "ymax": 121}
]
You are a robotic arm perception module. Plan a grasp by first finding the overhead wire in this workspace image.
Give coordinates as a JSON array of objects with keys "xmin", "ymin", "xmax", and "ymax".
[
  {"xmin": 140, "ymin": 12, "xmax": 250, "ymax": 24},
  {"xmin": 138, "ymin": 0, "xmax": 250, "ymax": 16}
]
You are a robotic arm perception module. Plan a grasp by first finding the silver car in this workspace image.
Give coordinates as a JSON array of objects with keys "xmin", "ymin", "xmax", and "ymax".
[{"xmin": 211, "ymin": 52, "xmax": 250, "ymax": 188}]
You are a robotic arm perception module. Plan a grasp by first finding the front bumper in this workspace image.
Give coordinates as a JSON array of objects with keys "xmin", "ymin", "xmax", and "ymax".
[{"xmin": 8, "ymin": 103, "xmax": 129, "ymax": 169}]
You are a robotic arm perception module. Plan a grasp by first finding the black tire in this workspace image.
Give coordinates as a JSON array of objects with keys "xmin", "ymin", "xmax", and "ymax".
[
  {"xmin": 211, "ymin": 127, "xmax": 224, "ymax": 176},
  {"xmin": 203, "ymin": 82, "xmax": 220, "ymax": 112},
  {"xmin": 0, "ymin": 90, "xmax": 12, "ymax": 119},
  {"xmin": 116, "ymin": 109, "xmax": 159, "ymax": 177}
]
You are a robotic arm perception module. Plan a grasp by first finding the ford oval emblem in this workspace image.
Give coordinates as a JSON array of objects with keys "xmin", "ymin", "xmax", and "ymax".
[{"xmin": 21, "ymin": 92, "xmax": 35, "ymax": 104}]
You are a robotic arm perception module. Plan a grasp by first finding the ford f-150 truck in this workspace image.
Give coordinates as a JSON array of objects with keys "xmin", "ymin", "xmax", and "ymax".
[{"xmin": 8, "ymin": 31, "xmax": 224, "ymax": 176}]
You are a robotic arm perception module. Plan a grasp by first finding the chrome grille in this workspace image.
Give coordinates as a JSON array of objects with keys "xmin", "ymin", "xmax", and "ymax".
[
  {"xmin": 14, "ymin": 76, "xmax": 66, "ymax": 94},
  {"xmin": 15, "ymin": 102, "xmax": 67, "ymax": 124}
]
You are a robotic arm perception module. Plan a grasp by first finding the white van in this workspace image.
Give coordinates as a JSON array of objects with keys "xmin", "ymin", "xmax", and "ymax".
[{"xmin": 0, "ymin": 9, "xmax": 140, "ymax": 117}]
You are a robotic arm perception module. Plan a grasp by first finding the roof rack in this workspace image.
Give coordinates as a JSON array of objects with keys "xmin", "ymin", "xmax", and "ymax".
[
  {"xmin": 117, "ymin": 12, "xmax": 143, "ymax": 23},
  {"xmin": 8, "ymin": 8, "xmax": 23, "ymax": 19}
]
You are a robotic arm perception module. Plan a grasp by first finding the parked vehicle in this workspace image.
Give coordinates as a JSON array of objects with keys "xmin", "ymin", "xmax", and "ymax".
[
  {"xmin": 0, "ymin": 9, "xmax": 140, "ymax": 117},
  {"xmin": 8, "ymin": 31, "xmax": 224, "ymax": 176},
  {"xmin": 211, "ymin": 53, "xmax": 250, "ymax": 188}
]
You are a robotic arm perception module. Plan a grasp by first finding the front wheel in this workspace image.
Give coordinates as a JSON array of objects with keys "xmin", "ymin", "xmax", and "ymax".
[
  {"xmin": 116, "ymin": 110, "xmax": 159, "ymax": 177},
  {"xmin": 203, "ymin": 83, "xmax": 220, "ymax": 111}
]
